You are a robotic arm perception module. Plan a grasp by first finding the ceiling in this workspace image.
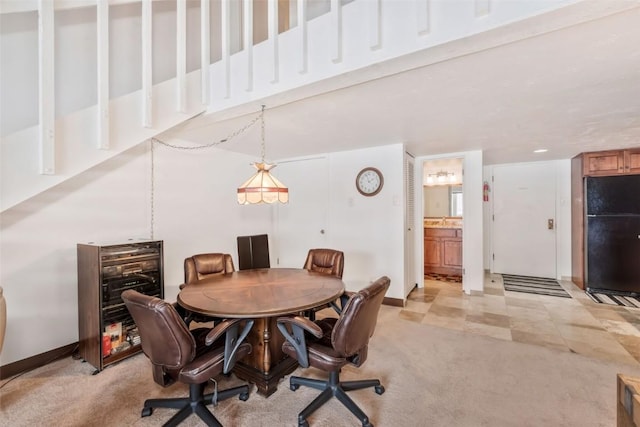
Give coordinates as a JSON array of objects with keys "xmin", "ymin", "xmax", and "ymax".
[{"xmin": 165, "ymin": 5, "xmax": 640, "ymax": 166}]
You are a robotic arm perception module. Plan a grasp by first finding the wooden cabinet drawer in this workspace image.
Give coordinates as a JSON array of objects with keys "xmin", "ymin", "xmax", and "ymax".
[{"xmin": 424, "ymin": 228, "xmax": 457, "ymax": 237}]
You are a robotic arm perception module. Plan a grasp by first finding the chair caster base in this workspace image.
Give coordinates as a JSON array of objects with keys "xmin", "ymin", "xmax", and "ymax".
[
  {"xmin": 141, "ymin": 407, "xmax": 153, "ymax": 417},
  {"xmin": 374, "ymin": 385, "xmax": 385, "ymax": 395},
  {"xmin": 291, "ymin": 383, "xmax": 300, "ymax": 391},
  {"xmin": 239, "ymin": 392, "xmax": 249, "ymax": 401},
  {"xmin": 298, "ymin": 419, "xmax": 309, "ymax": 427}
]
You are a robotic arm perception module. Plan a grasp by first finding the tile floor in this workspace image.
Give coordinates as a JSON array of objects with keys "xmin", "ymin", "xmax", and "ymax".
[{"xmin": 401, "ymin": 273, "xmax": 640, "ymax": 366}]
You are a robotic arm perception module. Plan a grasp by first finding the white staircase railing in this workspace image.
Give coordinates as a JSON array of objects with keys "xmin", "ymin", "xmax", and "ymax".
[{"xmin": 2, "ymin": 0, "xmax": 624, "ymax": 212}]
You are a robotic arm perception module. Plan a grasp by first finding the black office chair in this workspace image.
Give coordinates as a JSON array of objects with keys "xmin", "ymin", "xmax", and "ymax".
[
  {"xmin": 276, "ymin": 276, "xmax": 390, "ymax": 427},
  {"xmin": 237, "ymin": 234, "xmax": 270, "ymax": 270},
  {"xmin": 122, "ymin": 289, "xmax": 253, "ymax": 427}
]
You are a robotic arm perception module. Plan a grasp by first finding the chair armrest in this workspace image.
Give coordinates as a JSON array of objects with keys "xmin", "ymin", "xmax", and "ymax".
[
  {"xmin": 276, "ymin": 316, "xmax": 322, "ymax": 368},
  {"xmin": 205, "ymin": 318, "xmax": 243, "ymax": 344},
  {"xmin": 331, "ymin": 291, "xmax": 354, "ymax": 315},
  {"xmin": 277, "ymin": 315, "xmax": 323, "ymax": 338},
  {"xmin": 205, "ymin": 318, "xmax": 255, "ymax": 374}
]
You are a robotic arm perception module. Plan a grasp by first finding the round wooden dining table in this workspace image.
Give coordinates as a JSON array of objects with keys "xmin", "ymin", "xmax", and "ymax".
[{"xmin": 177, "ymin": 268, "xmax": 345, "ymax": 396}]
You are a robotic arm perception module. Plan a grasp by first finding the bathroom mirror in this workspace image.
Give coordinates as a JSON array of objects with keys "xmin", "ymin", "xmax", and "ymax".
[{"xmin": 424, "ymin": 185, "xmax": 463, "ymax": 217}]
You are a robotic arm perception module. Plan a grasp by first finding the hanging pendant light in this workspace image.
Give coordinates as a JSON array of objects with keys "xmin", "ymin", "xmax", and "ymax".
[{"xmin": 237, "ymin": 105, "xmax": 289, "ymax": 204}]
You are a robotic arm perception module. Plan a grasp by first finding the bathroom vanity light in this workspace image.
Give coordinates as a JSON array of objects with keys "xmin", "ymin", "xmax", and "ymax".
[{"xmin": 427, "ymin": 170, "xmax": 456, "ymax": 185}]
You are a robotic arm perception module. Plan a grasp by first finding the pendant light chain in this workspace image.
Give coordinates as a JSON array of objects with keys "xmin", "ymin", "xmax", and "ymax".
[
  {"xmin": 150, "ymin": 138, "xmax": 155, "ymax": 240},
  {"xmin": 151, "ymin": 111, "xmax": 262, "ymax": 150},
  {"xmin": 149, "ymin": 107, "xmax": 265, "ymax": 239},
  {"xmin": 260, "ymin": 105, "xmax": 266, "ymax": 162}
]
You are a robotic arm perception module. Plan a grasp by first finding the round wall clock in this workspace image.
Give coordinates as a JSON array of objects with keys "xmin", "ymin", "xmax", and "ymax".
[{"xmin": 356, "ymin": 167, "xmax": 384, "ymax": 197}]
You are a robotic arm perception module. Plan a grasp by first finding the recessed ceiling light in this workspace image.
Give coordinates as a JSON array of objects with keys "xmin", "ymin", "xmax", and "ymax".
[{"xmin": 533, "ymin": 149, "xmax": 548, "ymax": 153}]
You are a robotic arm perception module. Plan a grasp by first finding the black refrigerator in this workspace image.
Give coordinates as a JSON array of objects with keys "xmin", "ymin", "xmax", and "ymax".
[{"xmin": 585, "ymin": 175, "xmax": 640, "ymax": 295}]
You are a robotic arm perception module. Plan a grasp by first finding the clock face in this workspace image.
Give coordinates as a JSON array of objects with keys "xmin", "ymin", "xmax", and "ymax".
[{"xmin": 356, "ymin": 167, "xmax": 383, "ymax": 196}]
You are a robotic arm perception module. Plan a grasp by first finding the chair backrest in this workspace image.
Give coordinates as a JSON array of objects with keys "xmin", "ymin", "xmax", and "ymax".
[
  {"xmin": 237, "ymin": 234, "xmax": 270, "ymax": 270},
  {"xmin": 121, "ymin": 289, "xmax": 195, "ymax": 370},
  {"xmin": 331, "ymin": 276, "xmax": 390, "ymax": 358},
  {"xmin": 184, "ymin": 253, "xmax": 235, "ymax": 284},
  {"xmin": 303, "ymin": 248, "xmax": 344, "ymax": 279}
]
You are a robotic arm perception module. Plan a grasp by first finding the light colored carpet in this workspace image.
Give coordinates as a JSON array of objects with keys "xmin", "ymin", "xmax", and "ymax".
[{"xmin": 2, "ymin": 305, "xmax": 639, "ymax": 426}]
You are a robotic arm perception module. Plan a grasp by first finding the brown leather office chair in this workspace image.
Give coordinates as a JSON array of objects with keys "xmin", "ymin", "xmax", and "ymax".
[
  {"xmin": 303, "ymin": 248, "xmax": 344, "ymax": 278},
  {"xmin": 122, "ymin": 289, "xmax": 253, "ymax": 427},
  {"xmin": 180, "ymin": 253, "xmax": 235, "ymax": 325},
  {"xmin": 276, "ymin": 276, "xmax": 390, "ymax": 427},
  {"xmin": 182, "ymin": 253, "xmax": 235, "ymax": 288},
  {"xmin": 302, "ymin": 248, "xmax": 344, "ymax": 320}
]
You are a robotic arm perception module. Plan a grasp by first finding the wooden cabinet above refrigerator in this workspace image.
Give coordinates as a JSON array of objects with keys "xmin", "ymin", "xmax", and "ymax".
[{"xmin": 582, "ymin": 148, "xmax": 640, "ymax": 176}]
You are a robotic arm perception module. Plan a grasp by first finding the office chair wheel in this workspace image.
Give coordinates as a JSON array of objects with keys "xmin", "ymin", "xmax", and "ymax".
[
  {"xmin": 239, "ymin": 392, "xmax": 249, "ymax": 401},
  {"xmin": 290, "ymin": 383, "xmax": 300, "ymax": 391},
  {"xmin": 141, "ymin": 407, "xmax": 153, "ymax": 417},
  {"xmin": 298, "ymin": 419, "xmax": 309, "ymax": 427},
  {"xmin": 375, "ymin": 385, "xmax": 385, "ymax": 395}
]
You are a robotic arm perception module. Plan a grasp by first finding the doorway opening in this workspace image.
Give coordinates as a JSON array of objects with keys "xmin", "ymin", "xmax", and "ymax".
[{"xmin": 422, "ymin": 157, "xmax": 464, "ymax": 287}]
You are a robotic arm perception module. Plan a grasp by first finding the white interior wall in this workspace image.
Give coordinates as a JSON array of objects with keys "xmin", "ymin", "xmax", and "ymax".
[
  {"xmin": 56, "ymin": 6, "xmax": 98, "ymax": 117},
  {"xmin": 268, "ymin": 144, "xmax": 405, "ymax": 299},
  {"xmin": 0, "ymin": 144, "xmax": 151, "ymax": 366},
  {"xmin": 462, "ymin": 150, "xmax": 484, "ymax": 293},
  {"xmin": 0, "ymin": 10, "xmax": 38, "ymax": 136},
  {"xmin": 482, "ymin": 165, "xmax": 492, "ymax": 269},
  {"xmin": 110, "ymin": 2, "xmax": 143, "ymax": 99},
  {"xmin": 326, "ymin": 144, "xmax": 405, "ymax": 300},
  {"xmin": 556, "ymin": 159, "xmax": 572, "ymax": 281},
  {"xmin": 0, "ymin": 140, "xmax": 269, "ymax": 365}
]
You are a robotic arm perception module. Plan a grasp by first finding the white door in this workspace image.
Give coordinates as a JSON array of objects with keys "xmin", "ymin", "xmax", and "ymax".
[
  {"xmin": 404, "ymin": 152, "xmax": 416, "ymax": 297},
  {"xmin": 273, "ymin": 157, "xmax": 329, "ymax": 268},
  {"xmin": 492, "ymin": 162, "xmax": 557, "ymax": 278}
]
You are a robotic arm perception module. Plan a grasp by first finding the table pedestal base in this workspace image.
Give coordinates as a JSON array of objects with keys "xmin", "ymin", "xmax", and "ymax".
[
  {"xmin": 233, "ymin": 356, "xmax": 298, "ymax": 397},
  {"xmin": 232, "ymin": 316, "xmax": 299, "ymax": 397}
]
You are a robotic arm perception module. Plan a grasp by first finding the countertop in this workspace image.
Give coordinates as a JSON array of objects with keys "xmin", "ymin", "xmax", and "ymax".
[{"xmin": 423, "ymin": 217, "xmax": 462, "ymax": 229}]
